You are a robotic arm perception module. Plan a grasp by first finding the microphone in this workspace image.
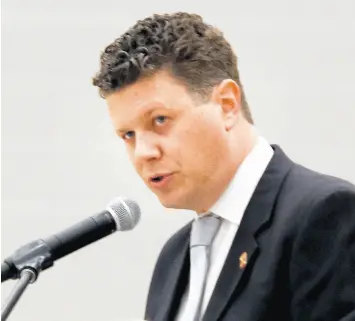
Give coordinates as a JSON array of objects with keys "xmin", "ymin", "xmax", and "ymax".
[{"xmin": 1, "ymin": 196, "xmax": 141, "ymax": 283}]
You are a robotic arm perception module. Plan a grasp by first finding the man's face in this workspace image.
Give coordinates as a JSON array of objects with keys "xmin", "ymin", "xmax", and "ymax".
[{"xmin": 106, "ymin": 70, "xmax": 240, "ymax": 213}]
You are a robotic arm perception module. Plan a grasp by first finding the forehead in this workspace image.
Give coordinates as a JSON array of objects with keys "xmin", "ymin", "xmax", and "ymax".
[{"xmin": 106, "ymin": 71, "xmax": 194, "ymax": 120}]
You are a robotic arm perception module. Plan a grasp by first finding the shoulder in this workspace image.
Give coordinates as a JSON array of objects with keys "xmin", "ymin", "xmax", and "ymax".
[
  {"xmin": 284, "ymin": 162, "xmax": 355, "ymax": 257},
  {"xmin": 280, "ymin": 161, "xmax": 355, "ymax": 214},
  {"xmin": 295, "ymin": 176, "xmax": 355, "ymax": 235},
  {"xmin": 287, "ymin": 167, "xmax": 355, "ymax": 319}
]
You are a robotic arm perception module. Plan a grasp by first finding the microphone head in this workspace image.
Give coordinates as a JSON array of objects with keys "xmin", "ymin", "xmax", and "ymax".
[{"xmin": 106, "ymin": 197, "xmax": 141, "ymax": 231}]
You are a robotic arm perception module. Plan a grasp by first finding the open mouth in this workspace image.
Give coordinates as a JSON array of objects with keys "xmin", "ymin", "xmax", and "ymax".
[{"xmin": 151, "ymin": 176, "xmax": 164, "ymax": 182}]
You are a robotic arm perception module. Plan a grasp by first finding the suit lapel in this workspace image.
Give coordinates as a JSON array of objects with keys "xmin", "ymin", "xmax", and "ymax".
[
  {"xmin": 155, "ymin": 223, "xmax": 191, "ymax": 321},
  {"xmin": 203, "ymin": 145, "xmax": 294, "ymax": 321}
]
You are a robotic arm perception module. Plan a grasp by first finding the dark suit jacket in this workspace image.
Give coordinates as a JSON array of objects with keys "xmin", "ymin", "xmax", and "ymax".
[{"xmin": 144, "ymin": 145, "xmax": 355, "ymax": 321}]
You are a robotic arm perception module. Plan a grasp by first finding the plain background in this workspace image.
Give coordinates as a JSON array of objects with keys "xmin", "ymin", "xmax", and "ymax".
[{"xmin": 1, "ymin": 1, "xmax": 355, "ymax": 320}]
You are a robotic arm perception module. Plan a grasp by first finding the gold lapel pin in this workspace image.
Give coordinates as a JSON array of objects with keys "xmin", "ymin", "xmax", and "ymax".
[{"xmin": 239, "ymin": 252, "xmax": 248, "ymax": 270}]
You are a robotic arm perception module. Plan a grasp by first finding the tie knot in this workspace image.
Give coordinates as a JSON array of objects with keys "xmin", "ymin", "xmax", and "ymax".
[{"xmin": 190, "ymin": 214, "xmax": 221, "ymax": 248}]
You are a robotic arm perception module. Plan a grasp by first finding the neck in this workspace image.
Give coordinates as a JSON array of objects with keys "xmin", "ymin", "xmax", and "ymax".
[
  {"xmin": 230, "ymin": 124, "xmax": 258, "ymax": 165},
  {"xmin": 195, "ymin": 123, "xmax": 258, "ymax": 215}
]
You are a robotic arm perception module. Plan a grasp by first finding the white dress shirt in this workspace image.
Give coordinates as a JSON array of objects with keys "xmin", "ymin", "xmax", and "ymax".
[{"xmin": 175, "ymin": 135, "xmax": 274, "ymax": 321}]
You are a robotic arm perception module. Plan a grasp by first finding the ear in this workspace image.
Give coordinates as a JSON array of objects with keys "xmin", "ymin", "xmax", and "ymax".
[{"xmin": 211, "ymin": 79, "xmax": 242, "ymax": 131}]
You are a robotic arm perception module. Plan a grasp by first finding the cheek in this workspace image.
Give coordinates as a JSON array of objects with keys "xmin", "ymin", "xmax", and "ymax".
[{"xmin": 176, "ymin": 119, "xmax": 226, "ymax": 171}]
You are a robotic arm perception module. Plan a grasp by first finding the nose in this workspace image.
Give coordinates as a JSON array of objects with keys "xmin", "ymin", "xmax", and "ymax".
[{"xmin": 134, "ymin": 133, "xmax": 161, "ymax": 163}]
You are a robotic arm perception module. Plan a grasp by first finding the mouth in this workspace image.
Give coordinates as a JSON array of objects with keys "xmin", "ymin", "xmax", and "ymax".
[
  {"xmin": 149, "ymin": 173, "xmax": 174, "ymax": 188},
  {"xmin": 151, "ymin": 175, "xmax": 165, "ymax": 182}
]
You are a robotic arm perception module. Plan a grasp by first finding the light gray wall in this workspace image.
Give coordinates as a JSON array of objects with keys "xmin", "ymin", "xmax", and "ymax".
[{"xmin": 1, "ymin": 1, "xmax": 355, "ymax": 320}]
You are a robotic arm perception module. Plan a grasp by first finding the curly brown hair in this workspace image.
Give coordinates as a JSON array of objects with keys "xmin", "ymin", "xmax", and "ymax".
[{"xmin": 92, "ymin": 12, "xmax": 253, "ymax": 124}]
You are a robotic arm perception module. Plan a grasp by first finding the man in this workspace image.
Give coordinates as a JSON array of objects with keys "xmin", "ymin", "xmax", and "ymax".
[{"xmin": 92, "ymin": 12, "xmax": 355, "ymax": 321}]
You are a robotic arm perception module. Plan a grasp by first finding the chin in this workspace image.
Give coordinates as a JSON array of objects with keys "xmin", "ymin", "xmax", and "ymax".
[
  {"xmin": 159, "ymin": 200, "xmax": 182, "ymax": 210},
  {"xmin": 157, "ymin": 195, "xmax": 186, "ymax": 210}
]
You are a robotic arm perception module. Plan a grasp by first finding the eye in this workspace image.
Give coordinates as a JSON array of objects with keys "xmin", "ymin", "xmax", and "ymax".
[
  {"xmin": 122, "ymin": 131, "xmax": 135, "ymax": 140},
  {"xmin": 154, "ymin": 115, "xmax": 167, "ymax": 125}
]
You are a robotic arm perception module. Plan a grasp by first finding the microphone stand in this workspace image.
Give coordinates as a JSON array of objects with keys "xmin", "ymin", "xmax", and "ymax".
[
  {"xmin": 1, "ymin": 269, "xmax": 36, "ymax": 321},
  {"xmin": 1, "ymin": 240, "xmax": 53, "ymax": 321}
]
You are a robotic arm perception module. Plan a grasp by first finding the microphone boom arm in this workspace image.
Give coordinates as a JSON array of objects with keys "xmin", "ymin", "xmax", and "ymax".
[
  {"xmin": 1, "ymin": 239, "xmax": 53, "ymax": 321},
  {"xmin": 1, "ymin": 269, "xmax": 36, "ymax": 321}
]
